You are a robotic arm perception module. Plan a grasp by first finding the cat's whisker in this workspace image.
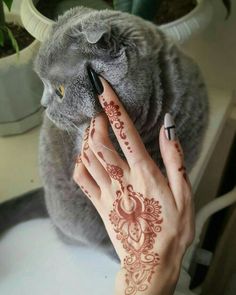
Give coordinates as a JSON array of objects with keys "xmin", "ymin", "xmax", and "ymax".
[
  {"xmin": 71, "ymin": 122, "xmax": 89, "ymax": 139},
  {"xmin": 64, "ymin": 123, "xmax": 75, "ymax": 143},
  {"xmin": 56, "ymin": 110, "xmax": 79, "ymax": 138},
  {"xmin": 57, "ymin": 109, "xmax": 75, "ymax": 121},
  {"xmin": 59, "ymin": 127, "xmax": 66, "ymax": 145}
]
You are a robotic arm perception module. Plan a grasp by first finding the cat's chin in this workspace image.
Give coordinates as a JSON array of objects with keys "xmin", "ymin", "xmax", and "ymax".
[{"xmin": 45, "ymin": 111, "xmax": 77, "ymax": 132}]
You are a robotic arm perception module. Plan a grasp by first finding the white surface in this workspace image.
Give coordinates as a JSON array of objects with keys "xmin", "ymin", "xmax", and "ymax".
[
  {"xmin": 0, "ymin": 1, "xmax": 235, "ymax": 294},
  {"xmin": 189, "ymin": 88, "xmax": 234, "ymax": 193},
  {"xmin": 0, "ymin": 219, "xmax": 195, "ymax": 295},
  {"xmin": 0, "ymin": 219, "xmax": 120, "ymax": 295}
]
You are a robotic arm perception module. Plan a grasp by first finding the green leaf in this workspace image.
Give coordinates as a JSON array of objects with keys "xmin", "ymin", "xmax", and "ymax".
[
  {"xmin": 0, "ymin": 28, "xmax": 4, "ymax": 46},
  {"xmin": 2, "ymin": 0, "xmax": 14, "ymax": 11},
  {"xmin": 6, "ymin": 27, "xmax": 19, "ymax": 56},
  {"xmin": 132, "ymin": 0, "xmax": 163, "ymax": 21},
  {"xmin": 113, "ymin": 0, "xmax": 132, "ymax": 13}
]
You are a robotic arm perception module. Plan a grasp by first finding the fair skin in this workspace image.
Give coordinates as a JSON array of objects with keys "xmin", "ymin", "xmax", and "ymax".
[{"xmin": 73, "ymin": 77, "xmax": 195, "ymax": 295}]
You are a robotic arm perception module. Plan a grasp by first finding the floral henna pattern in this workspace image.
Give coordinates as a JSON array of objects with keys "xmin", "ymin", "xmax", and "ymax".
[
  {"xmin": 100, "ymin": 95, "xmax": 132, "ymax": 153},
  {"xmin": 110, "ymin": 185, "xmax": 163, "ymax": 295},
  {"xmin": 96, "ymin": 151, "xmax": 163, "ymax": 294},
  {"xmin": 97, "ymin": 151, "xmax": 125, "ymax": 192}
]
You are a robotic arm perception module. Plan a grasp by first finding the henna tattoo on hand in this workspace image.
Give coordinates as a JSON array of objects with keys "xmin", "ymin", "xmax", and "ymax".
[
  {"xmin": 97, "ymin": 151, "xmax": 125, "ymax": 192},
  {"xmin": 100, "ymin": 96, "xmax": 133, "ymax": 153},
  {"xmin": 97, "ymin": 151, "xmax": 163, "ymax": 294},
  {"xmin": 110, "ymin": 186, "xmax": 163, "ymax": 295}
]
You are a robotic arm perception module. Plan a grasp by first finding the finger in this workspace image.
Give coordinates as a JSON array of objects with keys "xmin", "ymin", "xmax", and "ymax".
[
  {"xmin": 81, "ymin": 126, "xmax": 111, "ymax": 187},
  {"xmin": 88, "ymin": 113, "xmax": 129, "ymax": 192},
  {"xmin": 87, "ymin": 67, "xmax": 151, "ymax": 166},
  {"xmin": 73, "ymin": 155, "xmax": 101, "ymax": 202},
  {"xmin": 159, "ymin": 114, "xmax": 191, "ymax": 210}
]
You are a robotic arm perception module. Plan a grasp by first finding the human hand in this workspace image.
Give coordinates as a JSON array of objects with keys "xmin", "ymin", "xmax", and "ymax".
[{"xmin": 73, "ymin": 68, "xmax": 195, "ymax": 295}]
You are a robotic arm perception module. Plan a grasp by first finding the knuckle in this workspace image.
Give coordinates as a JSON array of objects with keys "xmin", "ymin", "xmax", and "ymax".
[
  {"xmin": 88, "ymin": 131, "xmax": 106, "ymax": 151},
  {"xmin": 168, "ymin": 226, "xmax": 180, "ymax": 240},
  {"xmin": 133, "ymin": 157, "xmax": 153, "ymax": 170},
  {"xmin": 167, "ymin": 150, "xmax": 181, "ymax": 166},
  {"xmin": 187, "ymin": 230, "xmax": 195, "ymax": 246},
  {"xmin": 81, "ymin": 148, "xmax": 93, "ymax": 164},
  {"xmin": 73, "ymin": 167, "xmax": 83, "ymax": 184}
]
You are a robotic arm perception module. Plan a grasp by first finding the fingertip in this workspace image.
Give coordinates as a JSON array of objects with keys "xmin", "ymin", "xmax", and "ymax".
[
  {"xmin": 159, "ymin": 123, "xmax": 182, "ymax": 166},
  {"xmin": 98, "ymin": 77, "xmax": 118, "ymax": 106},
  {"xmin": 73, "ymin": 155, "xmax": 82, "ymax": 184},
  {"xmin": 159, "ymin": 125, "xmax": 167, "ymax": 152}
]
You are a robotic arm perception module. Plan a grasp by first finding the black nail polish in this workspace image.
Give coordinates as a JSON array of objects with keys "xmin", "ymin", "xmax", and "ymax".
[{"xmin": 87, "ymin": 66, "xmax": 104, "ymax": 95}]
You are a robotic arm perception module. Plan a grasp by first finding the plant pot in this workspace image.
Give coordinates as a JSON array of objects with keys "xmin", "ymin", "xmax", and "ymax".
[
  {"xmin": 0, "ymin": 13, "xmax": 43, "ymax": 136},
  {"xmin": 159, "ymin": 0, "xmax": 213, "ymax": 43},
  {"xmin": 21, "ymin": 0, "xmax": 213, "ymax": 43}
]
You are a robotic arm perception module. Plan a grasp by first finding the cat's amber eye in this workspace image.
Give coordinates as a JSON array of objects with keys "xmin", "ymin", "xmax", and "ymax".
[{"xmin": 55, "ymin": 85, "xmax": 65, "ymax": 99}]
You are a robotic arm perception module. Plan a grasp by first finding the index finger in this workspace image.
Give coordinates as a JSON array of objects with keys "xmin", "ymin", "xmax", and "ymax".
[{"xmin": 88, "ymin": 68, "xmax": 150, "ymax": 166}]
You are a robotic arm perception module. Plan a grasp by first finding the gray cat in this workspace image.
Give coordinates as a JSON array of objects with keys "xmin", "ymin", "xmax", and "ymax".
[{"xmin": 0, "ymin": 7, "xmax": 208, "ymax": 258}]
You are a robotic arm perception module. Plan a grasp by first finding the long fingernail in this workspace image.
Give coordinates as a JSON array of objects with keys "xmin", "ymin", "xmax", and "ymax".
[
  {"xmin": 164, "ymin": 113, "xmax": 176, "ymax": 140},
  {"xmin": 87, "ymin": 66, "xmax": 104, "ymax": 95}
]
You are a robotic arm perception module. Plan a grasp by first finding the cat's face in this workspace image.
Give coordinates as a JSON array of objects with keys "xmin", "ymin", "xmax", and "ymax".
[{"xmin": 34, "ymin": 7, "xmax": 162, "ymax": 132}]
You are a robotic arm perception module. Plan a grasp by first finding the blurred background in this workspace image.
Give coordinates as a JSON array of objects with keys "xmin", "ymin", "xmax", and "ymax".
[{"xmin": 0, "ymin": 1, "xmax": 235, "ymax": 294}]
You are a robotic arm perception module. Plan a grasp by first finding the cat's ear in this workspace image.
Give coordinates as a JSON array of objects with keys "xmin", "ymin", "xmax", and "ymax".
[{"xmin": 81, "ymin": 22, "xmax": 110, "ymax": 44}]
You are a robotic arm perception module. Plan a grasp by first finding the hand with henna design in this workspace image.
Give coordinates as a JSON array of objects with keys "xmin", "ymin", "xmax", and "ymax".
[{"xmin": 73, "ymin": 68, "xmax": 195, "ymax": 295}]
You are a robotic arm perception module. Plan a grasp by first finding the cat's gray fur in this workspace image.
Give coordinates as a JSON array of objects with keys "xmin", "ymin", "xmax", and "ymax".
[{"xmin": 34, "ymin": 7, "xmax": 208, "ymax": 257}]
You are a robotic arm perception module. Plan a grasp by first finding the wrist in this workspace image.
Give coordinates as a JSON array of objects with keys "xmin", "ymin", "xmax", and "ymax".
[{"xmin": 114, "ymin": 262, "xmax": 181, "ymax": 295}]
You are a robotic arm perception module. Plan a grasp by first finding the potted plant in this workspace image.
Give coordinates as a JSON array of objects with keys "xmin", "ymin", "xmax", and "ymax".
[
  {"xmin": 0, "ymin": 0, "xmax": 43, "ymax": 136},
  {"xmin": 21, "ymin": 0, "xmax": 231, "ymax": 44}
]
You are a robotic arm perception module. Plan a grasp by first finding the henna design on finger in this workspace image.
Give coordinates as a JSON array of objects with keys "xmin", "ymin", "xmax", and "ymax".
[
  {"xmin": 75, "ymin": 155, "xmax": 82, "ymax": 166},
  {"xmin": 80, "ymin": 185, "xmax": 92, "ymax": 198},
  {"xmin": 83, "ymin": 152, "xmax": 90, "ymax": 165},
  {"xmin": 178, "ymin": 166, "xmax": 188, "ymax": 182},
  {"xmin": 82, "ymin": 126, "xmax": 90, "ymax": 164},
  {"xmin": 83, "ymin": 126, "xmax": 90, "ymax": 150},
  {"xmin": 110, "ymin": 185, "xmax": 163, "ymax": 295},
  {"xmin": 174, "ymin": 142, "xmax": 183, "ymax": 157},
  {"xmin": 91, "ymin": 117, "xmax": 96, "ymax": 138},
  {"xmin": 175, "ymin": 143, "xmax": 189, "ymax": 183},
  {"xmin": 97, "ymin": 151, "xmax": 125, "ymax": 192},
  {"xmin": 100, "ymin": 96, "xmax": 133, "ymax": 153}
]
